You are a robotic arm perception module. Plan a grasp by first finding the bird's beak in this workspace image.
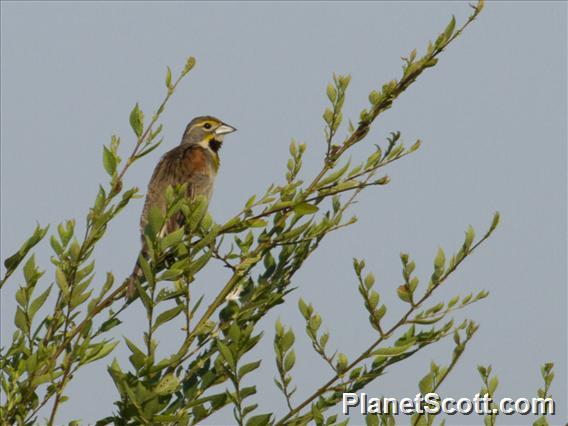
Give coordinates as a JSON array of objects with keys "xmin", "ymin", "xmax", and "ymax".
[{"xmin": 215, "ymin": 123, "xmax": 237, "ymax": 135}]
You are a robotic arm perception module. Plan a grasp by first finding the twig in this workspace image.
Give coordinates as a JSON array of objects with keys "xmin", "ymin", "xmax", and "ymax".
[
  {"xmin": 411, "ymin": 325, "xmax": 478, "ymax": 426},
  {"xmin": 211, "ymin": 244, "xmax": 237, "ymax": 272}
]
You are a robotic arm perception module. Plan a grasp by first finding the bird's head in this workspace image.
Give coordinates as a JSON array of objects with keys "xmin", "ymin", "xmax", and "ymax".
[{"xmin": 181, "ymin": 116, "xmax": 237, "ymax": 153}]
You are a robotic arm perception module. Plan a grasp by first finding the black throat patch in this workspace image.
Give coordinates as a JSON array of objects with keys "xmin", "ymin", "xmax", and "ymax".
[{"xmin": 209, "ymin": 138, "xmax": 223, "ymax": 153}]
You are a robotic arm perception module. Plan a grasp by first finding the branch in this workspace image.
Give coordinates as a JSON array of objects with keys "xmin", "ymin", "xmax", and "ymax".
[{"xmin": 275, "ymin": 212, "xmax": 497, "ymax": 425}]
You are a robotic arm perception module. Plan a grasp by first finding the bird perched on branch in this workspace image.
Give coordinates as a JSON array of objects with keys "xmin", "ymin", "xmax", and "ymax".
[{"xmin": 126, "ymin": 116, "xmax": 237, "ymax": 299}]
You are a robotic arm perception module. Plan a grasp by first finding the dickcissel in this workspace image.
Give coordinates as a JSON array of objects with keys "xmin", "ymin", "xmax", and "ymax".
[{"xmin": 126, "ymin": 115, "xmax": 237, "ymax": 298}]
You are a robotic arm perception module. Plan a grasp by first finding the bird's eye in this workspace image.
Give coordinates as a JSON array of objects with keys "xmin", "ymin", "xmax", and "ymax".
[{"xmin": 203, "ymin": 123, "xmax": 212, "ymax": 129}]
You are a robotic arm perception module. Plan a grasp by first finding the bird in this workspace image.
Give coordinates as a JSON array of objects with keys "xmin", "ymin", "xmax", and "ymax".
[{"xmin": 126, "ymin": 115, "xmax": 237, "ymax": 299}]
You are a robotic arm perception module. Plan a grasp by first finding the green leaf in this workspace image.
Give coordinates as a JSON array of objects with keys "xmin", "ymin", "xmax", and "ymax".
[
  {"xmin": 397, "ymin": 285, "xmax": 411, "ymax": 303},
  {"xmin": 369, "ymin": 90, "xmax": 381, "ymax": 105},
  {"xmin": 323, "ymin": 108, "xmax": 334, "ymax": 125},
  {"xmin": 337, "ymin": 74, "xmax": 351, "ymax": 89},
  {"xmin": 488, "ymin": 376, "xmax": 499, "ymax": 394},
  {"xmin": 282, "ymin": 330, "xmax": 295, "ymax": 352},
  {"xmin": 373, "ymin": 343, "xmax": 413, "ymax": 357},
  {"xmin": 284, "ymin": 351, "xmax": 296, "ymax": 372},
  {"xmin": 103, "ymin": 146, "xmax": 117, "ymax": 176},
  {"xmin": 434, "ymin": 247, "xmax": 446, "ymax": 271},
  {"xmin": 366, "ymin": 150, "xmax": 382, "ymax": 168},
  {"xmin": 29, "ymin": 285, "xmax": 52, "ymax": 320},
  {"xmin": 76, "ymin": 261, "xmax": 95, "ymax": 284},
  {"xmin": 239, "ymin": 360, "xmax": 261, "ymax": 378},
  {"xmin": 408, "ymin": 277, "xmax": 419, "ymax": 293},
  {"xmin": 69, "ymin": 239, "xmax": 81, "ymax": 261},
  {"xmin": 489, "ymin": 211, "xmax": 501, "ymax": 232},
  {"xmin": 368, "ymin": 291, "xmax": 379, "ymax": 309},
  {"xmin": 146, "ymin": 205, "xmax": 164, "ymax": 238},
  {"xmin": 31, "ymin": 370, "xmax": 63, "ymax": 387},
  {"xmin": 245, "ymin": 195, "xmax": 257, "ymax": 209},
  {"xmin": 366, "ymin": 414, "xmax": 379, "ymax": 426},
  {"xmin": 183, "ymin": 56, "xmax": 196, "ymax": 74},
  {"xmin": 326, "ymin": 83, "xmax": 337, "ymax": 103},
  {"xmin": 101, "ymin": 272, "xmax": 114, "ymax": 296},
  {"xmin": 85, "ymin": 341, "xmax": 119, "ymax": 364},
  {"xmin": 409, "ymin": 139, "xmax": 422, "ymax": 152},
  {"xmin": 444, "ymin": 15, "xmax": 456, "ymax": 40},
  {"xmin": 278, "ymin": 221, "xmax": 312, "ymax": 241},
  {"xmin": 160, "ymin": 228, "xmax": 184, "ymax": 250},
  {"xmin": 129, "ymin": 103, "xmax": 144, "ymax": 138},
  {"xmin": 124, "ymin": 337, "xmax": 146, "ymax": 370},
  {"xmin": 464, "ymin": 225, "xmax": 475, "ymax": 249},
  {"xmin": 309, "ymin": 314, "xmax": 321, "ymax": 332},
  {"xmin": 287, "ymin": 158, "xmax": 294, "ymax": 172},
  {"xmin": 412, "ymin": 414, "xmax": 429, "ymax": 426},
  {"xmin": 243, "ymin": 404, "xmax": 259, "ymax": 417},
  {"xmin": 533, "ymin": 416, "xmax": 549, "ymax": 426},
  {"xmin": 336, "ymin": 353, "xmax": 348, "ymax": 372},
  {"xmin": 275, "ymin": 319, "xmax": 284, "ymax": 336},
  {"xmin": 159, "ymin": 268, "xmax": 182, "ymax": 281},
  {"xmin": 249, "ymin": 219, "xmax": 267, "ymax": 228},
  {"xmin": 133, "ymin": 275, "xmax": 152, "ymax": 310},
  {"xmin": 3, "ymin": 224, "xmax": 49, "ymax": 271},
  {"xmin": 311, "ymin": 404, "xmax": 324, "ymax": 424},
  {"xmin": 165, "ymin": 66, "xmax": 172, "ymax": 88},
  {"xmin": 138, "ymin": 255, "xmax": 155, "ymax": 286},
  {"xmin": 155, "ymin": 373, "xmax": 180, "ymax": 395},
  {"xmin": 419, "ymin": 373, "xmax": 433, "ymax": 394},
  {"xmin": 50, "ymin": 236, "xmax": 63, "ymax": 255},
  {"xmin": 23, "ymin": 254, "xmax": 38, "ymax": 284},
  {"xmin": 187, "ymin": 250, "xmax": 212, "ymax": 276},
  {"xmin": 217, "ymin": 341, "xmax": 235, "ymax": 370},
  {"xmin": 410, "ymin": 316, "xmax": 443, "ymax": 325},
  {"xmin": 100, "ymin": 317, "xmax": 121, "ymax": 333},
  {"xmin": 364, "ymin": 272, "xmax": 375, "ymax": 289},
  {"xmin": 15, "ymin": 307, "xmax": 28, "ymax": 333},
  {"xmin": 293, "ymin": 202, "xmax": 319, "ymax": 216},
  {"xmin": 298, "ymin": 298, "xmax": 311, "ymax": 319},
  {"xmin": 189, "ymin": 195, "xmax": 209, "ymax": 232},
  {"xmin": 319, "ymin": 332, "xmax": 329, "ymax": 349},
  {"xmin": 376, "ymin": 304, "xmax": 387, "ymax": 321},
  {"xmin": 228, "ymin": 323, "xmax": 241, "ymax": 341},
  {"xmin": 191, "ymin": 225, "xmax": 220, "ymax": 252},
  {"xmin": 246, "ymin": 414, "xmax": 272, "ymax": 426},
  {"xmin": 152, "ymin": 305, "xmax": 184, "ymax": 331},
  {"xmin": 149, "ymin": 353, "xmax": 184, "ymax": 374},
  {"xmin": 124, "ymin": 337, "xmax": 145, "ymax": 358},
  {"xmin": 55, "ymin": 267, "xmax": 69, "ymax": 297},
  {"xmin": 15, "ymin": 287, "xmax": 27, "ymax": 307},
  {"xmin": 135, "ymin": 140, "xmax": 163, "ymax": 160},
  {"xmin": 448, "ymin": 295, "xmax": 460, "ymax": 308},
  {"xmin": 318, "ymin": 160, "xmax": 351, "ymax": 188}
]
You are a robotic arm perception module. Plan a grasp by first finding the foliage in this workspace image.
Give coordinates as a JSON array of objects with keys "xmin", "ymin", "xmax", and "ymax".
[{"xmin": 0, "ymin": 2, "xmax": 558, "ymax": 425}]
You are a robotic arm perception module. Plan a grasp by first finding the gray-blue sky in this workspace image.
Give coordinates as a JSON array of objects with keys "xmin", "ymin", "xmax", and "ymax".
[{"xmin": 1, "ymin": 1, "xmax": 566, "ymax": 425}]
